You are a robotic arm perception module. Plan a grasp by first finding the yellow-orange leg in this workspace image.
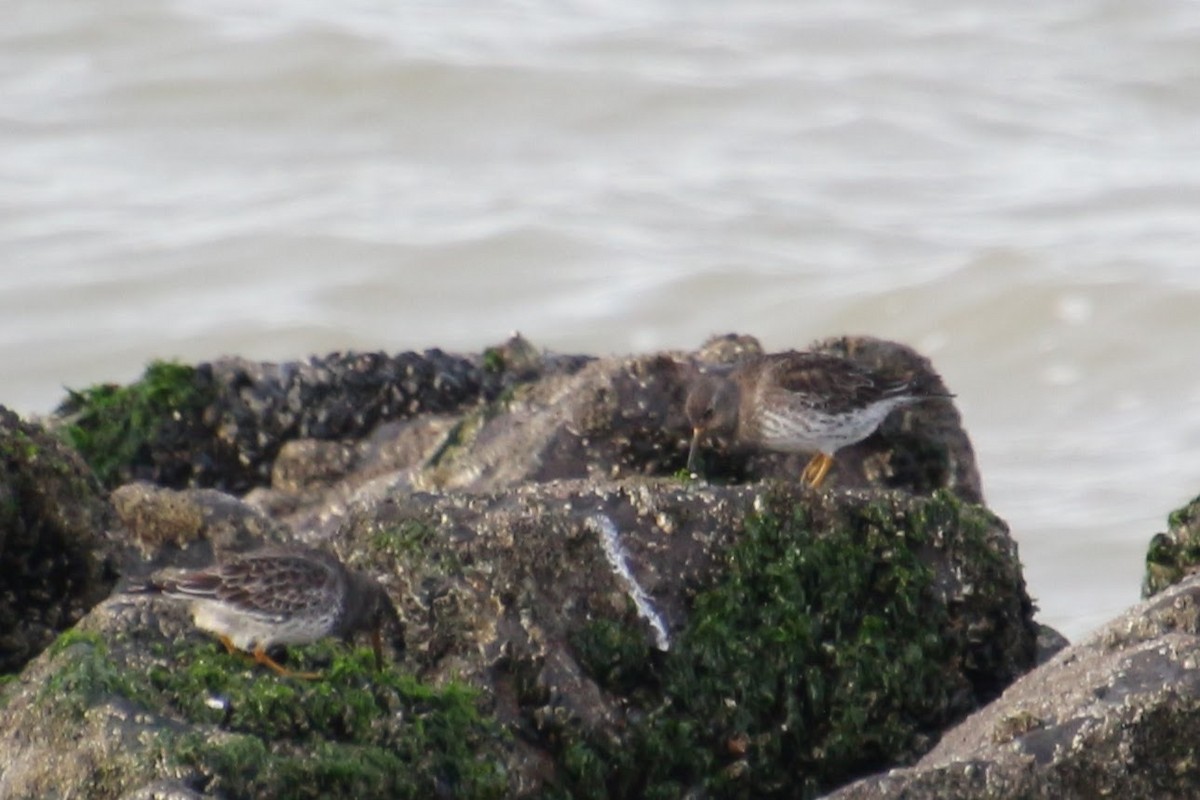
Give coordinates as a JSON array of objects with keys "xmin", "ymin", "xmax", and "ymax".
[
  {"xmin": 215, "ymin": 634, "xmax": 319, "ymax": 680},
  {"xmin": 801, "ymin": 453, "xmax": 834, "ymax": 488},
  {"xmin": 252, "ymin": 645, "xmax": 321, "ymax": 681}
]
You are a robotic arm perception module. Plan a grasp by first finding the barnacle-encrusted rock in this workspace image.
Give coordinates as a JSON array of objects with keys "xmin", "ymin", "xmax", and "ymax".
[
  {"xmin": 55, "ymin": 334, "xmax": 588, "ymax": 493},
  {"xmin": 1, "ymin": 335, "xmax": 1045, "ymax": 799}
]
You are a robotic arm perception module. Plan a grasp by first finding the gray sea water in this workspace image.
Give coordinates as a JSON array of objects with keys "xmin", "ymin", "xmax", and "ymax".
[{"xmin": 4, "ymin": 0, "xmax": 1200, "ymax": 641}]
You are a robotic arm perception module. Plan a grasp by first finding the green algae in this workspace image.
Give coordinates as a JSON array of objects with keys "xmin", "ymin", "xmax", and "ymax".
[
  {"xmin": 547, "ymin": 490, "xmax": 987, "ymax": 800},
  {"xmin": 370, "ymin": 518, "xmax": 438, "ymax": 559},
  {"xmin": 1144, "ymin": 494, "xmax": 1200, "ymax": 598},
  {"xmin": 148, "ymin": 639, "xmax": 508, "ymax": 799},
  {"xmin": 0, "ymin": 673, "xmax": 19, "ymax": 709},
  {"xmin": 58, "ymin": 360, "xmax": 214, "ymax": 488},
  {"xmin": 34, "ymin": 627, "xmax": 508, "ymax": 799},
  {"xmin": 482, "ymin": 347, "xmax": 506, "ymax": 374},
  {"xmin": 42, "ymin": 629, "xmax": 150, "ymax": 718},
  {"xmin": 571, "ymin": 609, "xmax": 661, "ymax": 700}
]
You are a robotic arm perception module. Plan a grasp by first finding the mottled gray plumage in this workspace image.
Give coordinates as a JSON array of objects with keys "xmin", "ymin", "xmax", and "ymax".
[
  {"xmin": 147, "ymin": 545, "xmax": 402, "ymax": 677},
  {"xmin": 685, "ymin": 351, "xmax": 952, "ymax": 486}
]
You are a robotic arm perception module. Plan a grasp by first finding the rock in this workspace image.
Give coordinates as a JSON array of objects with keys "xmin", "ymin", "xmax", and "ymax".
[
  {"xmin": 1143, "ymin": 493, "xmax": 1200, "ymax": 598},
  {"xmin": 0, "ymin": 587, "xmax": 509, "ymax": 799},
  {"xmin": 825, "ymin": 573, "xmax": 1200, "ymax": 800},
  {"xmin": 0, "ymin": 479, "xmax": 1036, "ymax": 799},
  {"xmin": 0, "ymin": 405, "xmax": 117, "ymax": 674},
  {"xmin": 350, "ymin": 481, "xmax": 1035, "ymax": 797},
  {"xmin": 119, "ymin": 781, "xmax": 210, "ymax": 800},
  {"xmin": 4, "ymin": 335, "xmax": 1039, "ymax": 798},
  {"xmin": 806, "ymin": 335, "xmax": 983, "ymax": 503},
  {"xmin": 55, "ymin": 334, "xmax": 587, "ymax": 494},
  {"xmin": 415, "ymin": 351, "xmax": 693, "ymax": 492},
  {"xmin": 415, "ymin": 334, "xmax": 980, "ymax": 502},
  {"xmin": 1034, "ymin": 623, "xmax": 1070, "ymax": 665},
  {"xmin": 270, "ymin": 439, "xmax": 359, "ymax": 493},
  {"xmin": 111, "ymin": 482, "xmax": 289, "ymax": 572},
  {"xmin": 53, "ymin": 335, "xmax": 975, "ymax": 502}
]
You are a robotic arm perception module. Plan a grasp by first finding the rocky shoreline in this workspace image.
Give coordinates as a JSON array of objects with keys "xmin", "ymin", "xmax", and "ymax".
[{"xmin": 0, "ymin": 334, "xmax": 1194, "ymax": 799}]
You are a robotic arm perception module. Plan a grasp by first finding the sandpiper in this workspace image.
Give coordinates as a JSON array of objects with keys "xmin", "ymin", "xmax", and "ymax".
[
  {"xmin": 144, "ymin": 545, "xmax": 402, "ymax": 679},
  {"xmin": 685, "ymin": 350, "xmax": 952, "ymax": 488}
]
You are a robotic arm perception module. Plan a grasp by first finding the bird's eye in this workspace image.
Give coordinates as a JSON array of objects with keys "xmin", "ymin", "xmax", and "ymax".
[{"xmin": 702, "ymin": 407, "xmax": 715, "ymax": 421}]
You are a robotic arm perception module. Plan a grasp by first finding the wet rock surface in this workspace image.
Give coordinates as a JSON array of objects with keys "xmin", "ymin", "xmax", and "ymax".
[
  {"xmin": 826, "ymin": 573, "xmax": 1200, "ymax": 800},
  {"xmin": 0, "ymin": 405, "xmax": 117, "ymax": 674},
  {"xmin": 0, "ymin": 333, "xmax": 1102, "ymax": 799}
]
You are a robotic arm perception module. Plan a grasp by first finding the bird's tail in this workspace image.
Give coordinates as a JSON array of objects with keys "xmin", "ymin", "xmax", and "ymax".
[{"xmin": 121, "ymin": 569, "xmax": 218, "ymax": 599}]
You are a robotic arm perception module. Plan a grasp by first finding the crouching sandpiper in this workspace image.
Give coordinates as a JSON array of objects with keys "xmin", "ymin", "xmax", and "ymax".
[
  {"xmin": 685, "ymin": 350, "xmax": 953, "ymax": 488},
  {"xmin": 141, "ymin": 545, "xmax": 403, "ymax": 679}
]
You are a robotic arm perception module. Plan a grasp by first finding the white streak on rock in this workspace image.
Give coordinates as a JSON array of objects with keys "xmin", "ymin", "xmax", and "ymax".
[{"xmin": 589, "ymin": 514, "xmax": 670, "ymax": 651}]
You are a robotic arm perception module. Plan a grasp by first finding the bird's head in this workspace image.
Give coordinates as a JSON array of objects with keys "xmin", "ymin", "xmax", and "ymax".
[
  {"xmin": 684, "ymin": 375, "xmax": 739, "ymax": 474},
  {"xmin": 346, "ymin": 571, "xmax": 405, "ymax": 670}
]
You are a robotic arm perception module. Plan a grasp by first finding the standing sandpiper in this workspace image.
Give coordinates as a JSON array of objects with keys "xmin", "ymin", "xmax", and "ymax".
[
  {"xmin": 144, "ymin": 545, "xmax": 402, "ymax": 679},
  {"xmin": 685, "ymin": 351, "xmax": 953, "ymax": 488}
]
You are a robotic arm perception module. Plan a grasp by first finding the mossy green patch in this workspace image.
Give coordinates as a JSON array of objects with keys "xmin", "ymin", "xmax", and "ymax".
[
  {"xmin": 1144, "ymin": 495, "xmax": 1200, "ymax": 598},
  {"xmin": 0, "ymin": 672, "xmax": 18, "ymax": 708},
  {"xmin": 1167, "ymin": 496, "xmax": 1200, "ymax": 531},
  {"xmin": 571, "ymin": 611, "xmax": 660, "ymax": 699},
  {"xmin": 672, "ymin": 467, "xmax": 696, "ymax": 483},
  {"xmin": 371, "ymin": 518, "xmax": 438, "ymax": 559},
  {"xmin": 41, "ymin": 629, "xmax": 150, "ymax": 718},
  {"xmin": 482, "ymin": 347, "xmax": 506, "ymax": 374},
  {"xmin": 548, "ymin": 491, "xmax": 976, "ymax": 799},
  {"xmin": 149, "ymin": 639, "xmax": 508, "ymax": 799},
  {"xmin": 58, "ymin": 360, "xmax": 214, "ymax": 488}
]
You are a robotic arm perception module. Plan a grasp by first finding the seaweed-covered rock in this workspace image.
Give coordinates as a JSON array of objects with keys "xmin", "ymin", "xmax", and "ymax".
[
  {"xmin": 353, "ymin": 482, "xmax": 1034, "ymax": 798},
  {"xmin": 0, "ymin": 406, "xmax": 117, "ymax": 674},
  {"xmin": 0, "ymin": 477, "xmax": 1035, "ymax": 799},
  {"xmin": 1143, "ymin": 493, "xmax": 1200, "ymax": 598},
  {"xmin": 54, "ymin": 361, "xmax": 224, "ymax": 489},
  {"xmin": 826, "ymin": 572, "xmax": 1200, "ymax": 800},
  {"xmin": 56, "ymin": 335, "xmax": 587, "ymax": 494},
  {"xmin": 53, "ymin": 335, "xmax": 976, "ymax": 504},
  {"xmin": 0, "ymin": 618, "xmax": 508, "ymax": 799},
  {"xmin": 5, "ymin": 335, "xmax": 1040, "ymax": 798}
]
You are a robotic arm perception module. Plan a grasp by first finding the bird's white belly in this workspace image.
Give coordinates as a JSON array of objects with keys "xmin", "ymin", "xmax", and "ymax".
[
  {"xmin": 758, "ymin": 398, "xmax": 908, "ymax": 454},
  {"xmin": 192, "ymin": 601, "xmax": 333, "ymax": 651}
]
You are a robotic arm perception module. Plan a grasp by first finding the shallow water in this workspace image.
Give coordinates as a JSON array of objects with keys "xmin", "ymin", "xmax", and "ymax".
[{"xmin": 4, "ymin": 0, "xmax": 1200, "ymax": 641}]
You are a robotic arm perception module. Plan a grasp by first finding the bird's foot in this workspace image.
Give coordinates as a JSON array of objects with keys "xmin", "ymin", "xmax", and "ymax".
[
  {"xmin": 252, "ymin": 645, "xmax": 321, "ymax": 680},
  {"xmin": 801, "ymin": 453, "xmax": 834, "ymax": 488}
]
